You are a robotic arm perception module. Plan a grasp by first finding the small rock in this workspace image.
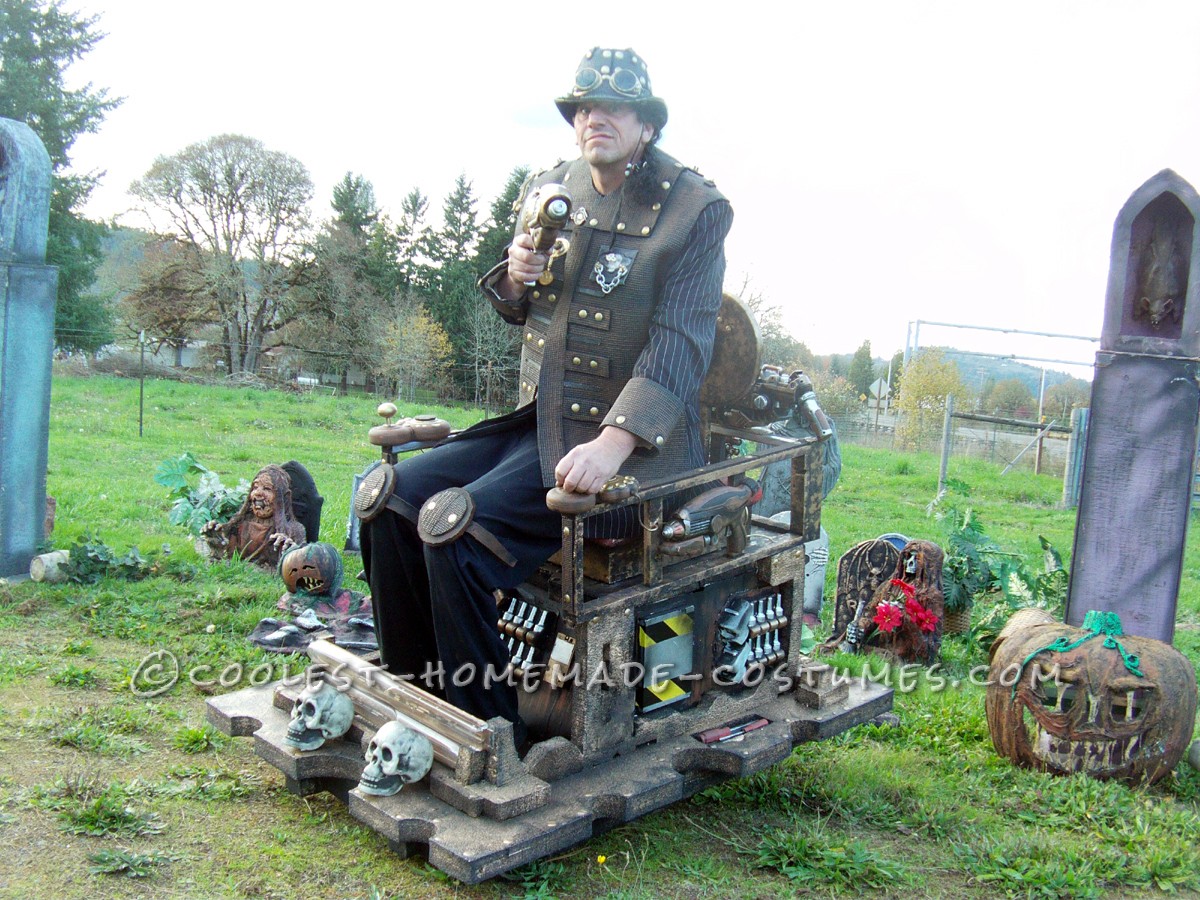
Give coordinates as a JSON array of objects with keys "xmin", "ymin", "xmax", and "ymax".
[
  {"xmin": 870, "ymin": 712, "xmax": 901, "ymax": 728},
  {"xmin": 1189, "ymin": 740, "xmax": 1199, "ymax": 771},
  {"xmin": 205, "ymin": 623, "xmax": 216, "ymax": 634}
]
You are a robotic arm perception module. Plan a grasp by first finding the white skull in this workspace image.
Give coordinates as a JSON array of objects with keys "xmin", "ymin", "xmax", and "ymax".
[
  {"xmin": 285, "ymin": 681, "xmax": 355, "ymax": 751},
  {"xmin": 358, "ymin": 721, "xmax": 434, "ymax": 796}
]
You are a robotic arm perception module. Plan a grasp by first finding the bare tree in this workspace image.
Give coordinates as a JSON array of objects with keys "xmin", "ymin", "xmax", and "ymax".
[
  {"xmin": 130, "ymin": 134, "xmax": 313, "ymax": 374},
  {"xmin": 461, "ymin": 293, "xmax": 520, "ymax": 411}
]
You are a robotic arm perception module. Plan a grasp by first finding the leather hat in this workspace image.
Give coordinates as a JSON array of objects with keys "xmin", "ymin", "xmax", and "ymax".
[{"xmin": 555, "ymin": 47, "xmax": 668, "ymax": 131}]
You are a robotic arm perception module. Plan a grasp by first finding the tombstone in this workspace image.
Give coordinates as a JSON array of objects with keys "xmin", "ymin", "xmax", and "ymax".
[
  {"xmin": 0, "ymin": 120, "xmax": 58, "ymax": 578},
  {"xmin": 1065, "ymin": 170, "xmax": 1200, "ymax": 642}
]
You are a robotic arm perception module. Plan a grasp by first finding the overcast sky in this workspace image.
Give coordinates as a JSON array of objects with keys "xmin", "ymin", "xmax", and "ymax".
[{"xmin": 66, "ymin": 0, "xmax": 1200, "ymax": 380}]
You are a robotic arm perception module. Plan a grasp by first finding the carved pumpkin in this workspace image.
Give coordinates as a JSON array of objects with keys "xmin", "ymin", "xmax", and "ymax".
[
  {"xmin": 985, "ymin": 609, "xmax": 1197, "ymax": 786},
  {"xmin": 279, "ymin": 541, "xmax": 343, "ymax": 597}
]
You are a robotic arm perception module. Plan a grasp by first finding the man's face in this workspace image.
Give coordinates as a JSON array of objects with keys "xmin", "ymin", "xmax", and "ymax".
[
  {"xmin": 574, "ymin": 102, "xmax": 653, "ymax": 171},
  {"xmin": 249, "ymin": 475, "xmax": 276, "ymax": 519}
]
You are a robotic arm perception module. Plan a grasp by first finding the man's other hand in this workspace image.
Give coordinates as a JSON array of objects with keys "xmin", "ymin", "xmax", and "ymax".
[{"xmin": 555, "ymin": 426, "xmax": 639, "ymax": 495}]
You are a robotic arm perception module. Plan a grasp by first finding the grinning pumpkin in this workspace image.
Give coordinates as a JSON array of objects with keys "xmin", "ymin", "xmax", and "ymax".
[
  {"xmin": 278, "ymin": 542, "xmax": 344, "ymax": 597},
  {"xmin": 985, "ymin": 609, "xmax": 1197, "ymax": 786}
]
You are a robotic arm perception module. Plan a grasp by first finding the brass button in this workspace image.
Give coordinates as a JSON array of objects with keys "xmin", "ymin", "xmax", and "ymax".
[
  {"xmin": 655, "ymin": 436, "xmax": 664, "ymax": 446},
  {"xmin": 641, "ymin": 226, "xmax": 650, "ymax": 235},
  {"xmin": 537, "ymin": 339, "xmax": 545, "ymax": 348},
  {"xmin": 548, "ymin": 293, "xmax": 557, "ymax": 302},
  {"xmin": 532, "ymin": 290, "xmax": 541, "ymax": 299},
  {"xmin": 616, "ymin": 415, "xmax": 626, "ymax": 425},
  {"xmin": 563, "ymin": 172, "xmax": 571, "ymax": 181},
  {"xmin": 662, "ymin": 180, "xmax": 671, "ymax": 190},
  {"xmin": 652, "ymin": 202, "xmax": 662, "ymax": 211},
  {"xmin": 616, "ymin": 222, "xmax": 626, "ymax": 231},
  {"xmin": 525, "ymin": 332, "xmax": 533, "ymax": 341},
  {"xmin": 589, "ymin": 407, "xmax": 599, "ymax": 416},
  {"xmin": 594, "ymin": 312, "xmax": 604, "ymax": 322},
  {"xmin": 589, "ymin": 360, "xmax": 598, "ymax": 368},
  {"xmin": 572, "ymin": 356, "xmax": 582, "ymax": 365},
  {"xmin": 447, "ymin": 513, "xmax": 458, "ymax": 525},
  {"xmin": 589, "ymin": 218, "xmax": 598, "ymax": 226},
  {"xmin": 571, "ymin": 403, "xmax": 581, "ymax": 413},
  {"xmin": 578, "ymin": 309, "xmax": 588, "ymax": 318}
]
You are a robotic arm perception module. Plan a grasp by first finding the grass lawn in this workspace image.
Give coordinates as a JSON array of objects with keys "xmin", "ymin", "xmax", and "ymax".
[{"xmin": 1, "ymin": 373, "xmax": 1197, "ymax": 899}]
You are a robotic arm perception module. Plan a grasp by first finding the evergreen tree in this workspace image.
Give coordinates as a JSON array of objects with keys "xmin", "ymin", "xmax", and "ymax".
[
  {"xmin": 848, "ymin": 340, "xmax": 875, "ymax": 399},
  {"xmin": 394, "ymin": 187, "xmax": 430, "ymax": 291},
  {"xmin": 430, "ymin": 173, "xmax": 480, "ymax": 266},
  {"xmin": 0, "ymin": 0, "xmax": 122, "ymax": 352},
  {"xmin": 475, "ymin": 166, "xmax": 530, "ymax": 275},
  {"xmin": 330, "ymin": 172, "xmax": 379, "ymax": 234}
]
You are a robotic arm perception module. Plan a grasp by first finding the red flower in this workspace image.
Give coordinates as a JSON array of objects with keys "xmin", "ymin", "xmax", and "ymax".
[
  {"xmin": 911, "ymin": 604, "xmax": 939, "ymax": 632},
  {"xmin": 873, "ymin": 602, "xmax": 903, "ymax": 632},
  {"xmin": 890, "ymin": 578, "xmax": 916, "ymax": 601}
]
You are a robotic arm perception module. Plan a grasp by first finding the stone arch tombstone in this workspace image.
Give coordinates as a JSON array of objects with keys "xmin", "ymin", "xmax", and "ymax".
[
  {"xmin": 1066, "ymin": 169, "xmax": 1200, "ymax": 642},
  {"xmin": 0, "ymin": 119, "xmax": 58, "ymax": 578}
]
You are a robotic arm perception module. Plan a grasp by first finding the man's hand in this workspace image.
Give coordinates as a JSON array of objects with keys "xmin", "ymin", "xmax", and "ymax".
[
  {"xmin": 497, "ymin": 232, "xmax": 549, "ymax": 299},
  {"xmin": 555, "ymin": 426, "xmax": 639, "ymax": 495}
]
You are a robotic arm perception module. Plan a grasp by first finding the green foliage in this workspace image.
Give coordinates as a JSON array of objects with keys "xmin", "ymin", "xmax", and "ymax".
[
  {"xmin": 330, "ymin": 172, "xmax": 379, "ymax": 234},
  {"xmin": 753, "ymin": 820, "xmax": 911, "ymax": 888},
  {"xmin": 87, "ymin": 848, "xmax": 170, "ymax": 878},
  {"xmin": 172, "ymin": 724, "xmax": 229, "ymax": 754},
  {"xmin": 60, "ymin": 787, "xmax": 164, "ymax": 837},
  {"xmin": 48, "ymin": 662, "xmax": 98, "ymax": 688},
  {"xmin": 847, "ymin": 339, "xmax": 875, "ymax": 399},
  {"xmin": 155, "ymin": 452, "xmax": 248, "ymax": 536},
  {"xmin": 971, "ymin": 534, "xmax": 1069, "ymax": 650},
  {"xmin": 0, "ymin": 0, "xmax": 122, "ymax": 352},
  {"xmin": 930, "ymin": 484, "xmax": 1069, "ymax": 623},
  {"xmin": 62, "ymin": 532, "xmax": 163, "ymax": 584}
]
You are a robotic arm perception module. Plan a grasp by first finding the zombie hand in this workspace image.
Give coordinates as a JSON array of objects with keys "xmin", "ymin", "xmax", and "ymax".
[{"xmin": 270, "ymin": 532, "xmax": 300, "ymax": 555}]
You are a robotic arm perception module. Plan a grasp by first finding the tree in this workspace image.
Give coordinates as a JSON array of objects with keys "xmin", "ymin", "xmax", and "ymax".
[
  {"xmin": 394, "ymin": 187, "xmax": 430, "ymax": 291},
  {"xmin": 0, "ymin": 0, "xmax": 122, "ymax": 351},
  {"xmin": 983, "ymin": 378, "xmax": 1035, "ymax": 418},
  {"xmin": 130, "ymin": 134, "xmax": 313, "ymax": 374},
  {"xmin": 895, "ymin": 347, "xmax": 969, "ymax": 450},
  {"xmin": 286, "ymin": 222, "xmax": 390, "ymax": 388},
  {"xmin": 429, "ymin": 173, "xmax": 480, "ymax": 266},
  {"xmin": 121, "ymin": 237, "xmax": 218, "ymax": 359},
  {"xmin": 331, "ymin": 172, "xmax": 378, "ymax": 235},
  {"xmin": 1044, "ymin": 378, "xmax": 1091, "ymax": 420},
  {"xmin": 887, "ymin": 349, "xmax": 904, "ymax": 402},
  {"xmin": 475, "ymin": 166, "xmax": 530, "ymax": 277},
  {"xmin": 378, "ymin": 299, "xmax": 454, "ymax": 402},
  {"xmin": 848, "ymin": 340, "xmax": 875, "ymax": 400}
]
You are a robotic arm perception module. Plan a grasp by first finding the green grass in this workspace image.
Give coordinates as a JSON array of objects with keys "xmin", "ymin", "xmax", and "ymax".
[{"xmin": 0, "ymin": 372, "xmax": 1196, "ymax": 899}]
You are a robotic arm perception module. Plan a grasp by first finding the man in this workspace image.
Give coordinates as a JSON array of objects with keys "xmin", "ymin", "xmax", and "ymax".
[{"xmin": 361, "ymin": 47, "xmax": 732, "ymax": 745}]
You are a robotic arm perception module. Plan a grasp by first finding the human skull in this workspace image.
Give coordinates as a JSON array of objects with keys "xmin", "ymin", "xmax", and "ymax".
[
  {"xmin": 285, "ymin": 681, "xmax": 355, "ymax": 751},
  {"xmin": 358, "ymin": 721, "xmax": 434, "ymax": 796}
]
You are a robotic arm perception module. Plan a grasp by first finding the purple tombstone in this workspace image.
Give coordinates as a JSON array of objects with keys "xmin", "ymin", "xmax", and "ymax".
[{"xmin": 1065, "ymin": 170, "xmax": 1200, "ymax": 642}]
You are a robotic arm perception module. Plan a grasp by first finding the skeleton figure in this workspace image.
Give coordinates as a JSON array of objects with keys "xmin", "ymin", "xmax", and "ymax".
[
  {"xmin": 358, "ymin": 721, "xmax": 434, "ymax": 797},
  {"xmin": 285, "ymin": 680, "xmax": 355, "ymax": 751},
  {"xmin": 1134, "ymin": 219, "xmax": 1187, "ymax": 329}
]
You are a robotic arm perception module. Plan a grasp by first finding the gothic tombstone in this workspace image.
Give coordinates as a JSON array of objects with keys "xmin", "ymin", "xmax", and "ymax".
[
  {"xmin": 0, "ymin": 120, "xmax": 58, "ymax": 578},
  {"xmin": 1065, "ymin": 169, "xmax": 1200, "ymax": 642}
]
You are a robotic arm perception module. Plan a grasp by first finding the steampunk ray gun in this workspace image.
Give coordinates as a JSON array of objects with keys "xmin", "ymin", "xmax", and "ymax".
[{"xmin": 519, "ymin": 182, "xmax": 571, "ymax": 285}]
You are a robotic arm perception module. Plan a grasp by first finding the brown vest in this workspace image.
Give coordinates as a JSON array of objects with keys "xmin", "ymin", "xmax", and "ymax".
[{"xmin": 489, "ymin": 151, "xmax": 726, "ymax": 487}]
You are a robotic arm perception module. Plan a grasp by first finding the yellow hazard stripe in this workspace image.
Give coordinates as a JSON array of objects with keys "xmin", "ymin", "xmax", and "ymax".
[
  {"xmin": 638, "ymin": 613, "xmax": 694, "ymax": 648},
  {"xmin": 647, "ymin": 678, "xmax": 686, "ymax": 703}
]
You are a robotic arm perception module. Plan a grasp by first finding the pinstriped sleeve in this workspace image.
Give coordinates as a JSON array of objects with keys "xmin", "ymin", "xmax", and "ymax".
[{"xmin": 602, "ymin": 199, "xmax": 733, "ymax": 449}]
